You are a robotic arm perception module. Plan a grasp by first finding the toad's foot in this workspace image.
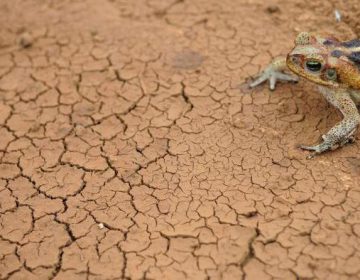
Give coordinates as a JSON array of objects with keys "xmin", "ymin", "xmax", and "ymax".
[
  {"xmin": 249, "ymin": 57, "xmax": 299, "ymax": 90},
  {"xmin": 298, "ymin": 129, "xmax": 356, "ymax": 159},
  {"xmin": 250, "ymin": 68, "xmax": 299, "ymax": 90},
  {"xmin": 298, "ymin": 142, "xmax": 332, "ymax": 159}
]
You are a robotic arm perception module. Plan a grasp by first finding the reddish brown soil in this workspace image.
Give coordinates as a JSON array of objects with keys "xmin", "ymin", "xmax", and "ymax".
[{"xmin": 1, "ymin": 0, "xmax": 360, "ymax": 279}]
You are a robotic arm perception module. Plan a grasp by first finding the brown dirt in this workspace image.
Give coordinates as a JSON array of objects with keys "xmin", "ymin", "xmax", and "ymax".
[{"xmin": 1, "ymin": 0, "xmax": 360, "ymax": 279}]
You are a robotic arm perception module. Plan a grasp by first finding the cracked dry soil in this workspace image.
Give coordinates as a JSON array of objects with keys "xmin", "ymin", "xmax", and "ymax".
[{"xmin": 1, "ymin": 0, "xmax": 360, "ymax": 279}]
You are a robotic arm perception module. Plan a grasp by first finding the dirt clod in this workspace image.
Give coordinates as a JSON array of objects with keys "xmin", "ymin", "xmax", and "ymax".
[
  {"xmin": 18, "ymin": 32, "xmax": 33, "ymax": 48},
  {"xmin": 266, "ymin": 5, "xmax": 280, "ymax": 14}
]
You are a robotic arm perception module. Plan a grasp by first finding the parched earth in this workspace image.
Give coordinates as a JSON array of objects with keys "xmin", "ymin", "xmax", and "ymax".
[{"xmin": 1, "ymin": 0, "xmax": 360, "ymax": 279}]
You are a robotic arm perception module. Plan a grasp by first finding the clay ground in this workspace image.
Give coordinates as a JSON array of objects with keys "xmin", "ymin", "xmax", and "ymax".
[{"xmin": 1, "ymin": 0, "xmax": 360, "ymax": 279}]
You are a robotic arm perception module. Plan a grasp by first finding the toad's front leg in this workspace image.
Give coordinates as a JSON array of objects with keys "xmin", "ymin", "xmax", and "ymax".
[
  {"xmin": 299, "ymin": 88, "xmax": 360, "ymax": 158},
  {"xmin": 250, "ymin": 57, "xmax": 299, "ymax": 90}
]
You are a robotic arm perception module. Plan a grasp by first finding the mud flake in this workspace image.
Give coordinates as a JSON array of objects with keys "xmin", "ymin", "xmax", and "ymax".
[
  {"xmin": 0, "ymin": 127, "xmax": 14, "ymax": 150},
  {"xmin": 157, "ymin": 200, "xmax": 170, "ymax": 214},
  {"xmin": 0, "ymin": 187, "xmax": 16, "ymax": 212},
  {"xmin": 133, "ymin": 129, "xmax": 153, "ymax": 150},
  {"xmin": 142, "ymin": 138, "xmax": 168, "ymax": 160},
  {"xmin": 0, "ymin": 240, "xmax": 22, "ymax": 278},
  {"xmin": 0, "ymin": 103, "xmax": 11, "ymax": 124},
  {"xmin": 243, "ymin": 259, "xmax": 272, "ymax": 280},
  {"xmin": 81, "ymin": 71, "xmax": 108, "ymax": 87},
  {"xmin": 217, "ymin": 131, "xmax": 234, "ymax": 148},
  {"xmin": 91, "ymin": 192, "xmax": 135, "ymax": 231},
  {"xmin": 0, "ymin": 163, "xmax": 20, "ymax": 179},
  {"xmin": 28, "ymin": 195, "xmax": 65, "ymax": 218},
  {"xmin": 121, "ymin": 228, "xmax": 151, "ymax": 252},
  {"xmin": 92, "ymin": 116, "xmax": 124, "ymax": 139},
  {"xmin": 62, "ymin": 150, "xmax": 108, "ymax": 171},
  {"xmin": 36, "ymin": 139, "xmax": 64, "ymax": 169},
  {"xmin": 32, "ymin": 68, "xmax": 57, "ymax": 87},
  {"xmin": 0, "ymin": 68, "xmax": 29, "ymax": 91},
  {"xmin": 197, "ymin": 203, "xmax": 215, "ymax": 218},
  {"xmin": 342, "ymin": 256, "xmax": 360, "ymax": 274},
  {"xmin": 82, "ymin": 58, "xmax": 109, "ymax": 72},
  {"xmin": 292, "ymin": 255, "xmax": 316, "ymax": 278},
  {"xmin": 45, "ymin": 119, "xmax": 73, "ymax": 140},
  {"xmin": 58, "ymin": 91, "xmax": 80, "ymax": 106},
  {"xmin": 98, "ymin": 230, "xmax": 125, "ymax": 254},
  {"xmin": 89, "ymin": 247, "xmax": 124, "ymax": 278},
  {"xmin": 70, "ymin": 215, "xmax": 96, "ymax": 238},
  {"xmin": 36, "ymin": 89, "xmax": 59, "ymax": 107},
  {"xmin": 33, "ymin": 165, "xmax": 84, "ymax": 198},
  {"xmin": 0, "ymin": 206, "xmax": 33, "ymax": 242},
  {"xmin": 19, "ymin": 216, "xmax": 70, "ymax": 269},
  {"xmin": 258, "ymin": 218, "xmax": 292, "ymax": 242}
]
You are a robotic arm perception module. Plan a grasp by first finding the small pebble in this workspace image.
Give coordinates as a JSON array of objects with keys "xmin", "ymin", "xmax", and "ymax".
[
  {"xmin": 266, "ymin": 5, "xmax": 280, "ymax": 14},
  {"xmin": 19, "ymin": 32, "xmax": 33, "ymax": 48},
  {"xmin": 334, "ymin": 9, "xmax": 341, "ymax": 22},
  {"xmin": 98, "ymin": 223, "xmax": 105, "ymax": 229}
]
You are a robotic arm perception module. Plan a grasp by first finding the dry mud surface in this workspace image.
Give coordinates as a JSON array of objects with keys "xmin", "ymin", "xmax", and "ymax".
[{"xmin": 1, "ymin": 0, "xmax": 360, "ymax": 279}]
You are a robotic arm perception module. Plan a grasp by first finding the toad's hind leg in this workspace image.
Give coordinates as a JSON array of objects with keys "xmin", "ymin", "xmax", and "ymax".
[{"xmin": 299, "ymin": 88, "xmax": 360, "ymax": 158}]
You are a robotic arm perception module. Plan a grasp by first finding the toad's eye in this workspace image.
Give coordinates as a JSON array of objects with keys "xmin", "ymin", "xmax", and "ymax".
[{"xmin": 305, "ymin": 60, "xmax": 322, "ymax": 72}]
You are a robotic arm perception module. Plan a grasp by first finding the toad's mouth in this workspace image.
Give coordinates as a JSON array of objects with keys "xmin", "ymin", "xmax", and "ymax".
[
  {"xmin": 286, "ymin": 54, "xmax": 304, "ymax": 76},
  {"xmin": 286, "ymin": 54, "xmax": 311, "ymax": 81}
]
